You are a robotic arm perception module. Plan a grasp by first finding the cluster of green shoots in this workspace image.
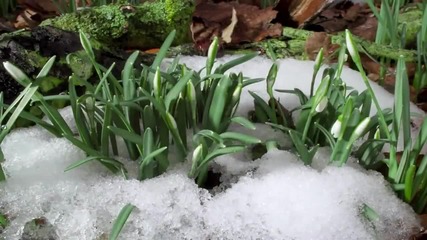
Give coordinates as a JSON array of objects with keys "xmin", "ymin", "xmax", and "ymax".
[
  {"xmin": 0, "ymin": 0, "xmax": 15, "ymax": 18},
  {"xmin": 0, "ymin": 30, "xmax": 263, "ymax": 239},
  {"xmin": 253, "ymin": 31, "xmax": 427, "ymax": 215},
  {"xmin": 2, "ymin": 30, "xmax": 261, "ymax": 185},
  {"xmin": 365, "ymin": 0, "xmax": 427, "ymax": 92}
]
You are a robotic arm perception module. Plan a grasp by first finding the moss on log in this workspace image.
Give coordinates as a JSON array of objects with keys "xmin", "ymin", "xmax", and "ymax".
[
  {"xmin": 282, "ymin": 27, "xmax": 418, "ymax": 62},
  {"xmin": 41, "ymin": 0, "xmax": 195, "ymax": 49}
]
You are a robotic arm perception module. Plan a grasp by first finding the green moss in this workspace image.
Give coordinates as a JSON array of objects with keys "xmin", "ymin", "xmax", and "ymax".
[
  {"xmin": 164, "ymin": 0, "xmax": 195, "ymax": 43},
  {"xmin": 41, "ymin": 0, "xmax": 195, "ymax": 49},
  {"xmin": 398, "ymin": 8, "xmax": 422, "ymax": 46},
  {"xmin": 66, "ymin": 51, "xmax": 93, "ymax": 82},
  {"xmin": 43, "ymin": 4, "xmax": 129, "ymax": 42},
  {"xmin": 26, "ymin": 51, "xmax": 49, "ymax": 69},
  {"xmin": 126, "ymin": 0, "xmax": 194, "ymax": 48}
]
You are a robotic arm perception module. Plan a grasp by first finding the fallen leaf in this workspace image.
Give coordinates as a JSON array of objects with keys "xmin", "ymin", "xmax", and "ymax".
[
  {"xmin": 192, "ymin": 2, "xmax": 282, "ymax": 52},
  {"xmin": 222, "ymin": 8, "xmax": 238, "ymax": 43},
  {"xmin": 14, "ymin": 9, "xmax": 39, "ymax": 29}
]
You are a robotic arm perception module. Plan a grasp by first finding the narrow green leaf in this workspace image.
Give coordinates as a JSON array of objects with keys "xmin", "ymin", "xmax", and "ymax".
[
  {"xmin": 361, "ymin": 203, "xmax": 379, "ymax": 222},
  {"xmin": 276, "ymin": 88, "xmax": 308, "ymax": 106},
  {"xmin": 151, "ymin": 30, "xmax": 176, "ymax": 70},
  {"xmin": 100, "ymin": 103, "xmax": 112, "ymax": 156},
  {"xmin": 249, "ymin": 91, "xmax": 276, "ymax": 123},
  {"xmin": 314, "ymin": 122, "xmax": 336, "ymax": 149},
  {"xmin": 108, "ymin": 126, "xmax": 144, "ymax": 147},
  {"xmin": 208, "ymin": 75, "xmax": 231, "ymax": 132},
  {"xmin": 196, "ymin": 146, "xmax": 246, "ymax": 176},
  {"xmin": 36, "ymin": 56, "xmax": 57, "ymax": 79},
  {"xmin": 69, "ymin": 79, "xmax": 92, "ymax": 148},
  {"xmin": 193, "ymin": 130, "xmax": 224, "ymax": 146},
  {"xmin": 215, "ymin": 53, "xmax": 258, "ymax": 74},
  {"xmin": 220, "ymin": 132, "xmax": 261, "ymax": 145},
  {"xmin": 109, "ymin": 204, "xmax": 135, "ymax": 240},
  {"xmin": 404, "ymin": 164, "xmax": 416, "ymax": 202},
  {"xmin": 289, "ymin": 130, "xmax": 314, "ymax": 165},
  {"xmin": 230, "ymin": 116, "xmax": 256, "ymax": 130},
  {"xmin": 165, "ymin": 70, "xmax": 193, "ymax": 111},
  {"xmin": 64, "ymin": 155, "xmax": 115, "ymax": 172}
]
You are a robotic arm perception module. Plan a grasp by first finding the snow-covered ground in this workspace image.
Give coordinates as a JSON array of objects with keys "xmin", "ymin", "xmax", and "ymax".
[{"xmin": 0, "ymin": 55, "xmax": 425, "ymax": 239}]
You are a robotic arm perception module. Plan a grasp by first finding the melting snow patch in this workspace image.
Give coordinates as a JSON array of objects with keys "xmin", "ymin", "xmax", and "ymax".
[{"xmin": 0, "ymin": 126, "xmax": 420, "ymax": 240}]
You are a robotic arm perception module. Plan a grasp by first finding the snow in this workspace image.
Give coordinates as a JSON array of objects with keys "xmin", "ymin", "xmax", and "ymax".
[{"xmin": 1, "ymin": 55, "xmax": 425, "ymax": 239}]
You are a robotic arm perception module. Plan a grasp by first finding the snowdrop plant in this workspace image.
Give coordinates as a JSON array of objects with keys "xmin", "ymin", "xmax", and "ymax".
[
  {"xmin": 365, "ymin": 0, "xmax": 405, "ymax": 84},
  {"xmin": 0, "ymin": 88, "xmax": 39, "ymax": 181},
  {"xmin": 260, "ymin": 43, "xmax": 378, "ymax": 165},
  {"xmin": 346, "ymin": 30, "xmax": 427, "ymax": 213},
  {"xmin": 413, "ymin": 5, "xmax": 427, "ymax": 92},
  {"xmin": 187, "ymin": 37, "xmax": 262, "ymax": 184},
  {"xmin": 3, "ymin": 30, "xmax": 259, "ymax": 186}
]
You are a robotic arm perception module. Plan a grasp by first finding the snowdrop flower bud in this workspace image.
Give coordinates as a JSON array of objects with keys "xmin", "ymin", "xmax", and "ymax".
[
  {"xmin": 331, "ymin": 119, "xmax": 342, "ymax": 138},
  {"xmin": 345, "ymin": 30, "xmax": 362, "ymax": 68},
  {"xmin": 374, "ymin": 127, "xmax": 381, "ymax": 140},
  {"xmin": 190, "ymin": 144, "xmax": 204, "ymax": 176},
  {"xmin": 353, "ymin": 117, "xmax": 370, "ymax": 139},
  {"xmin": 313, "ymin": 48, "xmax": 324, "ymax": 71},
  {"xmin": 315, "ymin": 96, "xmax": 328, "ymax": 113},
  {"xmin": 207, "ymin": 37, "xmax": 219, "ymax": 60},
  {"xmin": 153, "ymin": 67, "xmax": 161, "ymax": 99}
]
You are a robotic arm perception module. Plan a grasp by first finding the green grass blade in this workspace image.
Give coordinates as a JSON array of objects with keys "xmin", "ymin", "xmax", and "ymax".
[
  {"xmin": 314, "ymin": 122, "xmax": 336, "ymax": 149},
  {"xmin": 208, "ymin": 75, "xmax": 231, "ymax": 132},
  {"xmin": 404, "ymin": 164, "xmax": 416, "ymax": 202},
  {"xmin": 69, "ymin": 79, "xmax": 92, "ymax": 147},
  {"xmin": 64, "ymin": 155, "xmax": 115, "ymax": 172},
  {"xmin": 151, "ymin": 30, "xmax": 176, "ymax": 70},
  {"xmin": 108, "ymin": 126, "xmax": 145, "ymax": 147},
  {"xmin": 101, "ymin": 103, "xmax": 112, "ymax": 156},
  {"xmin": 0, "ymin": 84, "xmax": 39, "ymax": 142},
  {"xmin": 109, "ymin": 204, "xmax": 135, "ymax": 240},
  {"xmin": 215, "ymin": 53, "xmax": 258, "ymax": 74},
  {"xmin": 197, "ymin": 145, "xmax": 246, "ymax": 174},
  {"xmin": 412, "ymin": 117, "xmax": 427, "ymax": 156},
  {"xmin": 36, "ymin": 56, "xmax": 57, "ymax": 79},
  {"xmin": 220, "ymin": 132, "xmax": 261, "ymax": 145},
  {"xmin": 123, "ymin": 51, "xmax": 139, "ymax": 101},
  {"xmin": 230, "ymin": 116, "xmax": 256, "ymax": 130},
  {"xmin": 193, "ymin": 130, "xmax": 224, "ymax": 146},
  {"xmin": 165, "ymin": 70, "xmax": 193, "ymax": 111},
  {"xmin": 289, "ymin": 130, "xmax": 314, "ymax": 165},
  {"xmin": 0, "ymin": 148, "xmax": 6, "ymax": 181},
  {"xmin": 249, "ymin": 91, "xmax": 276, "ymax": 123},
  {"xmin": 394, "ymin": 56, "xmax": 411, "ymax": 148}
]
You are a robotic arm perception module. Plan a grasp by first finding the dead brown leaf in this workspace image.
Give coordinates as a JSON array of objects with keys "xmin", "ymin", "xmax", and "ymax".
[
  {"xmin": 305, "ymin": 32, "xmax": 330, "ymax": 60},
  {"xmin": 192, "ymin": 2, "xmax": 282, "ymax": 52},
  {"xmin": 350, "ymin": 16, "xmax": 377, "ymax": 41},
  {"xmin": 17, "ymin": 0, "xmax": 59, "ymax": 14}
]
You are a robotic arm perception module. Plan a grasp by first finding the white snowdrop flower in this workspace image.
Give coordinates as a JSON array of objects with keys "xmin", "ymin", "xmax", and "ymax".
[
  {"xmin": 315, "ymin": 96, "xmax": 328, "ymax": 113},
  {"xmin": 353, "ymin": 117, "xmax": 370, "ymax": 138},
  {"xmin": 331, "ymin": 119, "xmax": 342, "ymax": 138}
]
